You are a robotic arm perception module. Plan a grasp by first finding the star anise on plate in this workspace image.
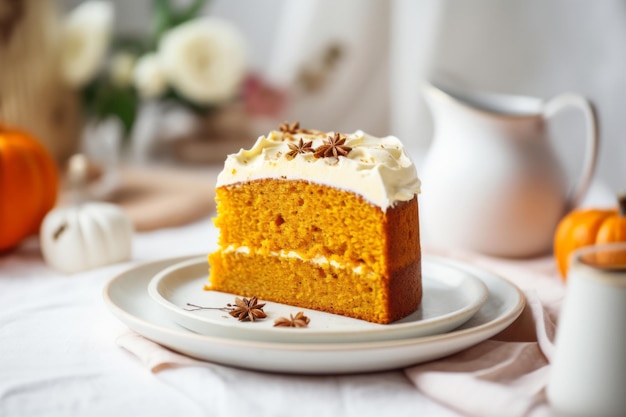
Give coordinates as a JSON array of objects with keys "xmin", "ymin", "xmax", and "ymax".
[
  {"xmin": 285, "ymin": 138, "xmax": 314, "ymax": 159},
  {"xmin": 273, "ymin": 312, "xmax": 311, "ymax": 328},
  {"xmin": 228, "ymin": 296, "xmax": 267, "ymax": 322},
  {"xmin": 314, "ymin": 133, "xmax": 352, "ymax": 161}
]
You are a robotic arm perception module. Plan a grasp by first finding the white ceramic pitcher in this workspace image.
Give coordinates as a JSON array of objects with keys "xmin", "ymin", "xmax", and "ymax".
[{"xmin": 419, "ymin": 81, "xmax": 598, "ymax": 258}]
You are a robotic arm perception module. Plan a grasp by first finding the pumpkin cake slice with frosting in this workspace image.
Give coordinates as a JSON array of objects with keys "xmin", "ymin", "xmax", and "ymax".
[{"xmin": 207, "ymin": 122, "xmax": 422, "ymax": 324}]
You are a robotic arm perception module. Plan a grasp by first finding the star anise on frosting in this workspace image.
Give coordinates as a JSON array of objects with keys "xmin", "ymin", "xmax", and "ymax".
[
  {"xmin": 285, "ymin": 138, "xmax": 314, "ymax": 160},
  {"xmin": 228, "ymin": 296, "xmax": 267, "ymax": 322},
  {"xmin": 278, "ymin": 120, "xmax": 301, "ymax": 135},
  {"xmin": 273, "ymin": 312, "xmax": 311, "ymax": 328},
  {"xmin": 278, "ymin": 120, "xmax": 324, "ymax": 137},
  {"xmin": 314, "ymin": 133, "xmax": 352, "ymax": 161}
]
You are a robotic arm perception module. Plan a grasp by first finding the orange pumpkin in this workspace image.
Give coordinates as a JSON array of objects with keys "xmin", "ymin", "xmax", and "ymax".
[
  {"xmin": 554, "ymin": 194, "xmax": 626, "ymax": 279},
  {"xmin": 0, "ymin": 124, "xmax": 59, "ymax": 251}
]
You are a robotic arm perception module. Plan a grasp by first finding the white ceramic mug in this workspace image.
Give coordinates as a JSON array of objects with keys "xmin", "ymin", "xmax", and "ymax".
[{"xmin": 547, "ymin": 242, "xmax": 626, "ymax": 417}]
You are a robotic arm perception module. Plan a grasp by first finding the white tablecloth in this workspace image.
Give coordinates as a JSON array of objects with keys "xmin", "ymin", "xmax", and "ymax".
[{"xmin": 0, "ymin": 178, "xmax": 615, "ymax": 417}]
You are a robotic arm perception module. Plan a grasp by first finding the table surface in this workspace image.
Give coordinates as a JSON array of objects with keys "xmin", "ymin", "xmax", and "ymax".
[{"xmin": 0, "ymin": 176, "xmax": 615, "ymax": 417}]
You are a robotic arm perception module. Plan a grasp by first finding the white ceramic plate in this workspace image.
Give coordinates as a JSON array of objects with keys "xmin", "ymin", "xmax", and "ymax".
[
  {"xmin": 103, "ymin": 255, "xmax": 525, "ymax": 374},
  {"xmin": 147, "ymin": 257, "xmax": 489, "ymax": 343}
]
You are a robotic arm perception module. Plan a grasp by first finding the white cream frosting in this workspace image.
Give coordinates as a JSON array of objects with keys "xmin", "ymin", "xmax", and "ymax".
[{"xmin": 216, "ymin": 129, "xmax": 421, "ymax": 209}]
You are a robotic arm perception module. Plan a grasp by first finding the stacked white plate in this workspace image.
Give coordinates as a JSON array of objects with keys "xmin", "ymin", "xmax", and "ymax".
[{"xmin": 103, "ymin": 255, "xmax": 525, "ymax": 374}]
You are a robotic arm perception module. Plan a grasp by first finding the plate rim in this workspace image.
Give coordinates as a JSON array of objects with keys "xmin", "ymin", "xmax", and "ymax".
[
  {"xmin": 103, "ymin": 254, "xmax": 525, "ymax": 351},
  {"xmin": 146, "ymin": 256, "xmax": 490, "ymax": 341}
]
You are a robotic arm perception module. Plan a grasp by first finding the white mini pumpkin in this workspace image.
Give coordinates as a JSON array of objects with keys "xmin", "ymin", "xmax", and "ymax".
[{"xmin": 40, "ymin": 202, "xmax": 133, "ymax": 274}]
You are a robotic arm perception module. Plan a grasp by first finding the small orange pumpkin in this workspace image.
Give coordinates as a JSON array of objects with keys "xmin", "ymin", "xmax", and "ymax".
[
  {"xmin": 554, "ymin": 193, "xmax": 626, "ymax": 279},
  {"xmin": 0, "ymin": 124, "xmax": 59, "ymax": 251}
]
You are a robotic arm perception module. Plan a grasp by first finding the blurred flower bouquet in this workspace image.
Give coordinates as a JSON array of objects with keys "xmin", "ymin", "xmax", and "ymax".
[{"xmin": 61, "ymin": 0, "xmax": 287, "ymax": 165}]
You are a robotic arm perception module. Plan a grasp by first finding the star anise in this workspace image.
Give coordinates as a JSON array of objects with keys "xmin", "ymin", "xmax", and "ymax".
[
  {"xmin": 273, "ymin": 312, "xmax": 311, "ymax": 328},
  {"xmin": 277, "ymin": 121, "xmax": 327, "ymax": 138},
  {"xmin": 278, "ymin": 121, "xmax": 301, "ymax": 135},
  {"xmin": 228, "ymin": 296, "xmax": 267, "ymax": 322},
  {"xmin": 314, "ymin": 133, "xmax": 352, "ymax": 161},
  {"xmin": 285, "ymin": 138, "xmax": 314, "ymax": 159}
]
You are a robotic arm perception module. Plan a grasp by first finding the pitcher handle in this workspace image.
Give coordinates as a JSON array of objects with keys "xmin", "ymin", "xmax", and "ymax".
[{"xmin": 543, "ymin": 93, "xmax": 599, "ymax": 210}]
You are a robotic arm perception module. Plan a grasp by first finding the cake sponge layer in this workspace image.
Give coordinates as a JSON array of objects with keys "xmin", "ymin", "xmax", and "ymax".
[{"xmin": 208, "ymin": 250, "xmax": 422, "ymax": 324}]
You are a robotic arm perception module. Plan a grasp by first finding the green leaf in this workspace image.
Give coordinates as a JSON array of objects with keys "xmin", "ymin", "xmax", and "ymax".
[
  {"xmin": 150, "ymin": 0, "xmax": 211, "ymax": 48},
  {"xmin": 172, "ymin": 0, "xmax": 210, "ymax": 26},
  {"xmin": 82, "ymin": 78, "xmax": 138, "ymax": 139},
  {"xmin": 150, "ymin": 0, "xmax": 174, "ymax": 50}
]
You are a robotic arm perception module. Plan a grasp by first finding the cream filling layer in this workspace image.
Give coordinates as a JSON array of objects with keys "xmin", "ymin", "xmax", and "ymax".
[
  {"xmin": 222, "ymin": 245, "xmax": 373, "ymax": 277},
  {"xmin": 216, "ymin": 130, "xmax": 421, "ymax": 210}
]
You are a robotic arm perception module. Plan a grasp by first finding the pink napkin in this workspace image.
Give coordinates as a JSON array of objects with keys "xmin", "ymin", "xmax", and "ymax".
[
  {"xmin": 117, "ymin": 331, "xmax": 206, "ymax": 372},
  {"xmin": 403, "ymin": 248, "xmax": 565, "ymax": 417},
  {"xmin": 116, "ymin": 249, "xmax": 565, "ymax": 417}
]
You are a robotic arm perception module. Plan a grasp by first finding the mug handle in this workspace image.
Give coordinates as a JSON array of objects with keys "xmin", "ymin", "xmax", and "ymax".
[{"xmin": 543, "ymin": 94, "xmax": 599, "ymax": 210}]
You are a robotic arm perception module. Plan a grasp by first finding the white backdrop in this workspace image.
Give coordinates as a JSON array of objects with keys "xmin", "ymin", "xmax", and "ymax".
[{"xmin": 63, "ymin": 0, "xmax": 625, "ymax": 197}]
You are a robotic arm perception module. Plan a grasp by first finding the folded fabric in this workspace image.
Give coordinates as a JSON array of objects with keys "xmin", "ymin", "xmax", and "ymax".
[
  {"xmin": 117, "ymin": 331, "xmax": 206, "ymax": 372},
  {"xmin": 404, "ymin": 249, "xmax": 564, "ymax": 417}
]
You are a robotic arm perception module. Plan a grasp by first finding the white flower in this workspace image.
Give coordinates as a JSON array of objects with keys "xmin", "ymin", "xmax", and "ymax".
[
  {"xmin": 109, "ymin": 51, "xmax": 136, "ymax": 88},
  {"xmin": 158, "ymin": 17, "xmax": 246, "ymax": 105},
  {"xmin": 133, "ymin": 53, "xmax": 167, "ymax": 98},
  {"xmin": 60, "ymin": 0, "xmax": 114, "ymax": 88}
]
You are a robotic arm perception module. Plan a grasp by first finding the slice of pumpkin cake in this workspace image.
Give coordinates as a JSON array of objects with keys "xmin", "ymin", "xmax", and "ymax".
[{"xmin": 207, "ymin": 122, "xmax": 422, "ymax": 324}]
